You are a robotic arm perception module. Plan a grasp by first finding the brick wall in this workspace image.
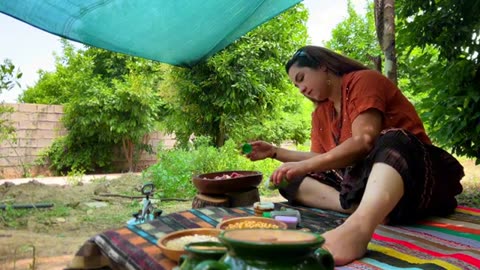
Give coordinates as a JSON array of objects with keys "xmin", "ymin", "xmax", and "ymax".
[{"xmin": 0, "ymin": 103, "xmax": 175, "ymax": 179}]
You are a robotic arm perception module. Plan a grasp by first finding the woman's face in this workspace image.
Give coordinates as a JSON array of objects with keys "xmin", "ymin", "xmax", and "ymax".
[{"xmin": 288, "ymin": 63, "xmax": 331, "ymax": 102}]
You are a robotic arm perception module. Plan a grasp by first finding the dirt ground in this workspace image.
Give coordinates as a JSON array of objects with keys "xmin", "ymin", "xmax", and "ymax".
[
  {"xmin": 0, "ymin": 160, "xmax": 479, "ymax": 270},
  {"xmin": 0, "ymin": 173, "xmax": 199, "ymax": 270}
]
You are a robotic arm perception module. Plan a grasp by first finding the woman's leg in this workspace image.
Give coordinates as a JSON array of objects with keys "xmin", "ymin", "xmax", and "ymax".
[
  {"xmin": 322, "ymin": 163, "xmax": 405, "ymax": 266},
  {"xmin": 295, "ymin": 176, "xmax": 355, "ymax": 214}
]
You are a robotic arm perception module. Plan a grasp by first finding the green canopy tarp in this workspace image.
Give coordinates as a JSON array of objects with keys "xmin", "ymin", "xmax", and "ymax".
[{"xmin": 0, "ymin": 0, "xmax": 302, "ymax": 67}]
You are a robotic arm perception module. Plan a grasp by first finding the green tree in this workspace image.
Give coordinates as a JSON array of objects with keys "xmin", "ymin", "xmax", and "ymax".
[
  {"xmin": 23, "ymin": 42, "xmax": 166, "ymax": 173},
  {"xmin": 19, "ymin": 40, "xmax": 94, "ymax": 104},
  {"xmin": 59, "ymin": 70, "xmax": 164, "ymax": 172},
  {"xmin": 0, "ymin": 59, "xmax": 22, "ymax": 144},
  {"xmin": 396, "ymin": 0, "xmax": 480, "ymax": 163},
  {"xmin": 326, "ymin": 0, "xmax": 417, "ymax": 100},
  {"xmin": 20, "ymin": 40, "xmax": 149, "ymax": 105},
  {"xmin": 0, "ymin": 59, "xmax": 22, "ymax": 92},
  {"xmin": 160, "ymin": 4, "xmax": 311, "ymax": 148},
  {"xmin": 326, "ymin": 0, "xmax": 382, "ymax": 69}
]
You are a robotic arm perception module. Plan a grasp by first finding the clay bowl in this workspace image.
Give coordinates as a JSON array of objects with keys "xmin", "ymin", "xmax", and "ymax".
[
  {"xmin": 157, "ymin": 228, "xmax": 221, "ymax": 262},
  {"xmin": 192, "ymin": 170, "xmax": 262, "ymax": 194},
  {"xmin": 217, "ymin": 216, "xmax": 287, "ymax": 230}
]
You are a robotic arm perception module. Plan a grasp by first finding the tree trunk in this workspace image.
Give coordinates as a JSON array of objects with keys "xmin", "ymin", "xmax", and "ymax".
[
  {"xmin": 192, "ymin": 193, "xmax": 230, "ymax": 209},
  {"xmin": 374, "ymin": 0, "xmax": 384, "ymax": 50},
  {"xmin": 367, "ymin": 54, "xmax": 383, "ymax": 73},
  {"xmin": 384, "ymin": 0, "xmax": 397, "ymax": 85},
  {"xmin": 215, "ymin": 117, "xmax": 226, "ymax": 147},
  {"xmin": 122, "ymin": 134, "xmax": 151, "ymax": 172},
  {"xmin": 374, "ymin": 0, "xmax": 398, "ymax": 85},
  {"xmin": 122, "ymin": 138, "xmax": 133, "ymax": 172}
]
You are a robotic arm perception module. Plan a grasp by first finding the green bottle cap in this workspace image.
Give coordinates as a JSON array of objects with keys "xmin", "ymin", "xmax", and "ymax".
[
  {"xmin": 242, "ymin": 143, "xmax": 252, "ymax": 154},
  {"xmin": 262, "ymin": 212, "xmax": 272, "ymax": 218}
]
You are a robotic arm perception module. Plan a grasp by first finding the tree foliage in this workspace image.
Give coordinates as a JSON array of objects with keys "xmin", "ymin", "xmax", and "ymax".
[
  {"xmin": 24, "ymin": 43, "xmax": 165, "ymax": 173},
  {"xmin": 326, "ymin": 0, "xmax": 382, "ymax": 69},
  {"xmin": 19, "ymin": 40, "xmax": 95, "ymax": 104},
  {"xmin": 396, "ymin": 0, "xmax": 480, "ymax": 162},
  {"xmin": 60, "ymin": 71, "xmax": 164, "ymax": 172},
  {"xmin": 1, "ymin": 59, "xmax": 22, "ymax": 144},
  {"xmin": 1, "ymin": 59, "xmax": 22, "ymax": 93},
  {"xmin": 159, "ymin": 5, "xmax": 311, "ymax": 147}
]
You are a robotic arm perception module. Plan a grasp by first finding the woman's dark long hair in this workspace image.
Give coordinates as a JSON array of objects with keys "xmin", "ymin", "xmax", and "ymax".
[{"xmin": 285, "ymin": 46, "xmax": 369, "ymax": 75}]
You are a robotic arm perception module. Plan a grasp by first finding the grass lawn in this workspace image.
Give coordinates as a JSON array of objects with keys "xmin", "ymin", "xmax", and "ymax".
[{"xmin": 456, "ymin": 158, "xmax": 480, "ymax": 208}]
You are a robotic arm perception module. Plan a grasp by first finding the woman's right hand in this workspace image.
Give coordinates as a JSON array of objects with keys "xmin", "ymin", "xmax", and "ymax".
[{"xmin": 245, "ymin": 141, "xmax": 276, "ymax": 161}]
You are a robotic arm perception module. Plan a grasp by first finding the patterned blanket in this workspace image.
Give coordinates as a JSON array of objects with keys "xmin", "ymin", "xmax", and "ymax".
[{"xmin": 67, "ymin": 203, "xmax": 480, "ymax": 270}]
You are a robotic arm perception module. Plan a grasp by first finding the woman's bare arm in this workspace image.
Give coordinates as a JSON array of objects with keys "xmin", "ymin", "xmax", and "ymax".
[{"xmin": 271, "ymin": 109, "xmax": 383, "ymax": 184}]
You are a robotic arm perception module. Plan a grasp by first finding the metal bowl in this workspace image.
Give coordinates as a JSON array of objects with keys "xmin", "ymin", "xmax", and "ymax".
[{"xmin": 192, "ymin": 170, "xmax": 262, "ymax": 194}]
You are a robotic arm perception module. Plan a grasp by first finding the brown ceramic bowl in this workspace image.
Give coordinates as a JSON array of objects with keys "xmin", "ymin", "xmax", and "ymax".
[
  {"xmin": 192, "ymin": 170, "xmax": 262, "ymax": 194},
  {"xmin": 217, "ymin": 216, "xmax": 287, "ymax": 230},
  {"xmin": 157, "ymin": 228, "xmax": 221, "ymax": 262}
]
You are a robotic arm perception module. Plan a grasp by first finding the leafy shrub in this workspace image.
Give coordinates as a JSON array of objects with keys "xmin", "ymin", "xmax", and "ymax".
[
  {"xmin": 37, "ymin": 136, "xmax": 114, "ymax": 175},
  {"xmin": 142, "ymin": 137, "xmax": 281, "ymax": 198}
]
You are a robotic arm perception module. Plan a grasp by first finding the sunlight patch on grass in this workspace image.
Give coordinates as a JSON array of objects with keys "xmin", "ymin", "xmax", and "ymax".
[{"xmin": 457, "ymin": 178, "xmax": 480, "ymax": 209}]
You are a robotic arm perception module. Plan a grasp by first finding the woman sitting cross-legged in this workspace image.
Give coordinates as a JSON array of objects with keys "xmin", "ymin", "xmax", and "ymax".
[{"xmin": 246, "ymin": 46, "xmax": 464, "ymax": 266}]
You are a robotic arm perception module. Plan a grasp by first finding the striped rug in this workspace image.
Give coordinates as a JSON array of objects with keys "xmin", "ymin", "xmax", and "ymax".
[
  {"xmin": 67, "ymin": 204, "xmax": 480, "ymax": 270},
  {"xmin": 344, "ymin": 206, "xmax": 480, "ymax": 270}
]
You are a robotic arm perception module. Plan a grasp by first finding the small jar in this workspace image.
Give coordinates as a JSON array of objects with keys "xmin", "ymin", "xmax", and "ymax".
[{"xmin": 253, "ymin": 201, "xmax": 274, "ymax": 217}]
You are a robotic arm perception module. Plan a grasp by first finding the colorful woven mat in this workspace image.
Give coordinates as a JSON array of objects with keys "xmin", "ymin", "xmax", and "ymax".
[{"xmin": 67, "ymin": 204, "xmax": 480, "ymax": 270}]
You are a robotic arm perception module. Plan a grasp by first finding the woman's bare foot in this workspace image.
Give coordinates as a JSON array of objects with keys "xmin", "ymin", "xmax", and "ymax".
[{"xmin": 321, "ymin": 219, "xmax": 374, "ymax": 266}]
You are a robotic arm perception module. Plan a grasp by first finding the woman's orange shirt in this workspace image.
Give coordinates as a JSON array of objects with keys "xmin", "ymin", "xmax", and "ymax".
[{"xmin": 311, "ymin": 70, "xmax": 431, "ymax": 153}]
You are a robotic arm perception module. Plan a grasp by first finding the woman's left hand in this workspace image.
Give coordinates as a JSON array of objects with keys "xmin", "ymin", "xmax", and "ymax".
[{"xmin": 270, "ymin": 161, "xmax": 311, "ymax": 185}]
